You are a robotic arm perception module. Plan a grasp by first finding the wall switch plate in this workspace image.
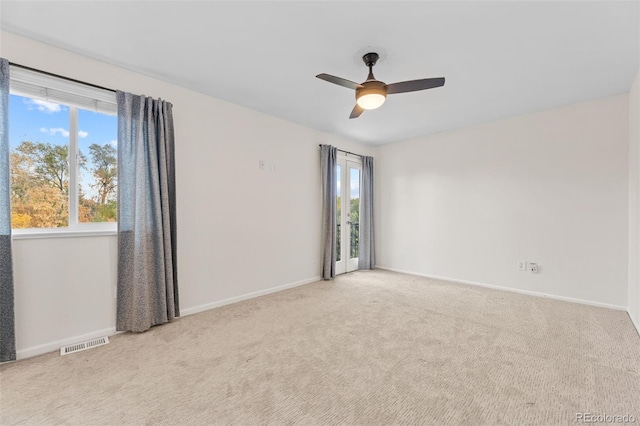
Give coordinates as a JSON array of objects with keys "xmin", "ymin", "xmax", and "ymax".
[
  {"xmin": 517, "ymin": 261, "xmax": 527, "ymax": 271},
  {"xmin": 530, "ymin": 263, "xmax": 539, "ymax": 273},
  {"xmin": 258, "ymin": 160, "xmax": 265, "ymax": 170}
]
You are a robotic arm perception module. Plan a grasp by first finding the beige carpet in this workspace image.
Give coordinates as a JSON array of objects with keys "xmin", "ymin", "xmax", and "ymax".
[{"xmin": 1, "ymin": 270, "xmax": 639, "ymax": 426}]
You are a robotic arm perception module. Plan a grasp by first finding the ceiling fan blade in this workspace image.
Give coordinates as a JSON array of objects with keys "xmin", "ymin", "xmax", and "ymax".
[
  {"xmin": 349, "ymin": 104, "xmax": 364, "ymax": 119},
  {"xmin": 386, "ymin": 77, "xmax": 445, "ymax": 94},
  {"xmin": 316, "ymin": 73, "xmax": 363, "ymax": 90}
]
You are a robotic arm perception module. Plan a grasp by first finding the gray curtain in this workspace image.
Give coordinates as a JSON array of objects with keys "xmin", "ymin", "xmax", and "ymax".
[
  {"xmin": 358, "ymin": 156, "xmax": 375, "ymax": 270},
  {"xmin": 116, "ymin": 91, "xmax": 178, "ymax": 332},
  {"xmin": 0, "ymin": 58, "xmax": 16, "ymax": 361},
  {"xmin": 320, "ymin": 144, "xmax": 337, "ymax": 279}
]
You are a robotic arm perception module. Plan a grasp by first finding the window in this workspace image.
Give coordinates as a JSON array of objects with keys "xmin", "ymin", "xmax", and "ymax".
[{"xmin": 9, "ymin": 67, "xmax": 117, "ymax": 235}]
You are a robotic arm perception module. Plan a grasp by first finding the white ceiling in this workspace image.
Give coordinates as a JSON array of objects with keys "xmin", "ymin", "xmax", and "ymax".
[{"xmin": 1, "ymin": 1, "xmax": 638, "ymax": 146}]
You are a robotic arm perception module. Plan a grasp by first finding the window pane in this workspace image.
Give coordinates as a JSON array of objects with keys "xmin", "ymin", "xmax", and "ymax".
[
  {"xmin": 9, "ymin": 94, "xmax": 70, "ymax": 228},
  {"xmin": 350, "ymin": 168, "xmax": 360, "ymax": 259},
  {"xmin": 77, "ymin": 109, "xmax": 117, "ymax": 223}
]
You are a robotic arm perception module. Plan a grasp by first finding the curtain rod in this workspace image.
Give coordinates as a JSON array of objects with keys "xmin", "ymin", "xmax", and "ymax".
[
  {"xmin": 9, "ymin": 62, "xmax": 116, "ymax": 93},
  {"xmin": 318, "ymin": 144, "xmax": 363, "ymax": 158}
]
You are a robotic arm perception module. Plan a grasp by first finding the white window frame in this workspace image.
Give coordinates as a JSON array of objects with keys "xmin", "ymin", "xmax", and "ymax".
[{"xmin": 9, "ymin": 66, "xmax": 118, "ymax": 239}]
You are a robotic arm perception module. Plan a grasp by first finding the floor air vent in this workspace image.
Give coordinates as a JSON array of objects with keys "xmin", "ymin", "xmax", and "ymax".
[{"xmin": 60, "ymin": 336, "xmax": 109, "ymax": 356}]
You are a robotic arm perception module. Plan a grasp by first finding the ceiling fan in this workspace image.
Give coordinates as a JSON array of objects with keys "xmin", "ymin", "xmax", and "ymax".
[{"xmin": 316, "ymin": 52, "xmax": 445, "ymax": 119}]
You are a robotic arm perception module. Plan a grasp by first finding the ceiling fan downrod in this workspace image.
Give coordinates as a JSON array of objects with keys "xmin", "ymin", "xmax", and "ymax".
[{"xmin": 363, "ymin": 52, "xmax": 379, "ymax": 81}]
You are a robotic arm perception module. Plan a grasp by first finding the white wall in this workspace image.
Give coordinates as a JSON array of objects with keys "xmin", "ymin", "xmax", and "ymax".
[
  {"xmin": 12, "ymin": 237, "xmax": 117, "ymax": 357},
  {"xmin": 377, "ymin": 95, "xmax": 629, "ymax": 309},
  {"xmin": 1, "ymin": 32, "xmax": 375, "ymax": 359},
  {"xmin": 629, "ymin": 69, "xmax": 640, "ymax": 332}
]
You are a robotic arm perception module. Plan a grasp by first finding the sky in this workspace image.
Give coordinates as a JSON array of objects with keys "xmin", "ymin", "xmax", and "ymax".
[
  {"xmin": 9, "ymin": 93, "xmax": 117, "ymax": 198},
  {"xmin": 336, "ymin": 164, "xmax": 360, "ymax": 199}
]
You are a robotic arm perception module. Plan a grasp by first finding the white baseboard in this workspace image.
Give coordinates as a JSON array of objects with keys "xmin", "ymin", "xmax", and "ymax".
[
  {"xmin": 376, "ymin": 266, "xmax": 627, "ymax": 311},
  {"xmin": 13, "ymin": 275, "xmax": 321, "ymax": 362},
  {"xmin": 16, "ymin": 327, "xmax": 117, "ymax": 360},
  {"xmin": 180, "ymin": 276, "xmax": 321, "ymax": 317}
]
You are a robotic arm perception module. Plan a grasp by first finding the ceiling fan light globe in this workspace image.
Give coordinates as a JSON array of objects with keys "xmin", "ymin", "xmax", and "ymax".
[{"xmin": 357, "ymin": 93, "xmax": 386, "ymax": 110}]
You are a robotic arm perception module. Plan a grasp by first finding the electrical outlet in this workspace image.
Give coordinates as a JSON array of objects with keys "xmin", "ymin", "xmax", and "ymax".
[
  {"xmin": 530, "ymin": 263, "xmax": 539, "ymax": 274},
  {"xmin": 517, "ymin": 261, "xmax": 527, "ymax": 271}
]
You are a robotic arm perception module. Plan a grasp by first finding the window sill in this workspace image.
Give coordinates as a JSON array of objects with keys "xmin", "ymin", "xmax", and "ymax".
[{"xmin": 12, "ymin": 227, "xmax": 117, "ymax": 240}]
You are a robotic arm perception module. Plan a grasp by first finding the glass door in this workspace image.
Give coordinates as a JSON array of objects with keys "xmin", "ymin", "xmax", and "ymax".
[{"xmin": 335, "ymin": 157, "xmax": 361, "ymax": 275}]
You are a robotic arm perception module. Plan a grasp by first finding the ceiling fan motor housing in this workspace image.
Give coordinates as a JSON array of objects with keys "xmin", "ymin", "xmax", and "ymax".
[
  {"xmin": 356, "ymin": 80, "xmax": 387, "ymax": 109},
  {"xmin": 356, "ymin": 80, "xmax": 387, "ymax": 99},
  {"xmin": 358, "ymin": 52, "xmax": 387, "ymax": 106}
]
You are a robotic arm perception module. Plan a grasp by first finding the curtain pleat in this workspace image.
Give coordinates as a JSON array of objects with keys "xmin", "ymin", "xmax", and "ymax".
[
  {"xmin": 358, "ymin": 156, "xmax": 375, "ymax": 270},
  {"xmin": 0, "ymin": 58, "xmax": 16, "ymax": 361},
  {"xmin": 320, "ymin": 145, "xmax": 337, "ymax": 279},
  {"xmin": 116, "ymin": 91, "xmax": 178, "ymax": 332}
]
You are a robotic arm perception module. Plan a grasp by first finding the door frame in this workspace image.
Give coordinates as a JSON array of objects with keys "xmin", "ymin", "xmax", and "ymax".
[{"xmin": 335, "ymin": 154, "xmax": 361, "ymax": 275}]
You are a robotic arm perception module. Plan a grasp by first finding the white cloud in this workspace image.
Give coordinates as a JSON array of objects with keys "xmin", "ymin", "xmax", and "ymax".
[
  {"xmin": 40, "ymin": 127, "xmax": 70, "ymax": 138},
  {"xmin": 26, "ymin": 98, "xmax": 62, "ymax": 113},
  {"xmin": 38, "ymin": 128, "xmax": 88, "ymax": 139},
  {"xmin": 108, "ymin": 140, "xmax": 118, "ymax": 147}
]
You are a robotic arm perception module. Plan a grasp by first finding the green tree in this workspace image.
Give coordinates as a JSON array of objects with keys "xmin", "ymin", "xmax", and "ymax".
[
  {"xmin": 10, "ymin": 141, "xmax": 74, "ymax": 228},
  {"xmin": 10, "ymin": 140, "xmax": 118, "ymax": 227},
  {"xmin": 14, "ymin": 141, "xmax": 69, "ymax": 193},
  {"xmin": 88, "ymin": 143, "xmax": 117, "ymax": 206},
  {"xmin": 350, "ymin": 198, "xmax": 359, "ymax": 224},
  {"xmin": 350, "ymin": 197, "xmax": 359, "ymax": 258}
]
